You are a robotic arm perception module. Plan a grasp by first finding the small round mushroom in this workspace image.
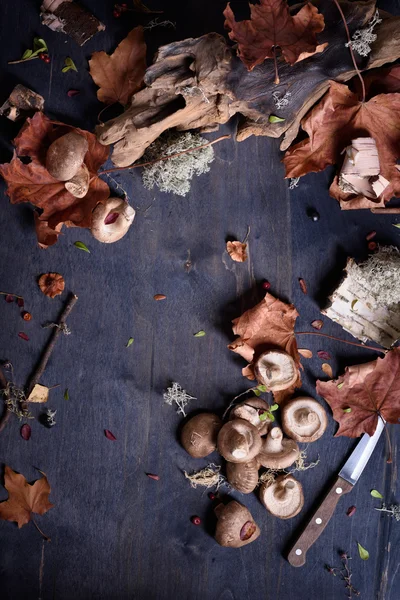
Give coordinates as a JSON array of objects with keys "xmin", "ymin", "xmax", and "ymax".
[
  {"xmin": 218, "ymin": 419, "xmax": 262, "ymax": 463},
  {"xmin": 259, "ymin": 474, "xmax": 304, "ymax": 519},
  {"xmin": 91, "ymin": 197, "xmax": 135, "ymax": 243},
  {"xmin": 282, "ymin": 397, "xmax": 328, "ymax": 443},
  {"xmin": 229, "ymin": 397, "xmax": 273, "ymax": 436},
  {"xmin": 254, "ymin": 349, "xmax": 298, "ymax": 391},
  {"xmin": 65, "ymin": 164, "xmax": 90, "ymax": 198},
  {"xmin": 46, "ymin": 132, "xmax": 89, "ymax": 181},
  {"xmin": 214, "ymin": 500, "xmax": 260, "ymax": 548},
  {"xmin": 257, "ymin": 427, "xmax": 299, "ymax": 469},
  {"xmin": 180, "ymin": 413, "xmax": 222, "ymax": 458},
  {"xmin": 226, "ymin": 458, "xmax": 259, "ymax": 494}
]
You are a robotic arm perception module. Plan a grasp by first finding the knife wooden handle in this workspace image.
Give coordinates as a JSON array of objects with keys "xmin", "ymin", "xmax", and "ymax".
[{"xmin": 287, "ymin": 476, "xmax": 353, "ymax": 567}]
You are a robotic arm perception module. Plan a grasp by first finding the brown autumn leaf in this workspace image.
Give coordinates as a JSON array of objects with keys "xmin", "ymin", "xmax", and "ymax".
[
  {"xmin": 283, "ymin": 81, "xmax": 400, "ymax": 209},
  {"xmin": 227, "ymin": 240, "xmax": 248, "ymax": 262},
  {"xmin": 89, "ymin": 27, "xmax": 146, "ymax": 106},
  {"xmin": 311, "ymin": 319, "xmax": 323, "ymax": 330},
  {"xmin": 154, "ymin": 294, "xmax": 166, "ymax": 301},
  {"xmin": 228, "ymin": 292, "xmax": 301, "ymax": 401},
  {"xmin": 38, "ymin": 273, "xmax": 65, "ymax": 298},
  {"xmin": 223, "ymin": 0, "xmax": 326, "ymax": 72},
  {"xmin": 0, "ymin": 466, "xmax": 54, "ymax": 528},
  {"xmin": 298, "ymin": 348, "xmax": 313, "ymax": 358},
  {"xmin": 316, "ymin": 348, "xmax": 400, "ymax": 438},
  {"xmin": 0, "ymin": 112, "xmax": 110, "ymax": 247},
  {"xmin": 321, "ymin": 363, "xmax": 333, "ymax": 379}
]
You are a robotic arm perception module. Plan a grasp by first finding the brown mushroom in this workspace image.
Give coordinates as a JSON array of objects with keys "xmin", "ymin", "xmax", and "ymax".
[
  {"xmin": 229, "ymin": 397, "xmax": 273, "ymax": 436},
  {"xmin": 282, "ymin": 397, "xmax": 328, "ymax": 443},
  {"xmin": 65, "ymin": 164, "xmax": 90, "ymax": 198},
  {"xmin": 217, "ymin": 419, "xmax": 262, "ymax": 463},
  {"xmin": 257, "ymin": 427, "xmax": 299, "ymax": 469},
  {"xmin": 91, "ymin": 197, "xmax": 135, "ymax": 243},
  {"xmin": 46, "ymin": 132, "xmax": 88, "ymax": 181},
  {"xmin": 226, "ymin": 458, "xmax": 259, "ymax": 494},
  {"xmin": 259, "ymin": 474, "xmax": 304, "ymax": 519},
  {"xmin": 254, "ymin": 349, "xmax": 298, "ymax": 391},
  {"xmin": 180, "ymin": 413, "xmax": 222, "ymax": 458},
  {"xmin": 214, "ymin": 500, "xmax": 260, "ymax": 548},
  {"xmin": 38, "ymin": 273, "xmax": 65, "ymax": 298}
]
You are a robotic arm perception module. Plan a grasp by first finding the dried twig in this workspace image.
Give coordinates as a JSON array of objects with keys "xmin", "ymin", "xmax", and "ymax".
[
  {"xmin": 371, "ymin": 207, "xmax": 400, "ymax": 214},
  {"xmin": 296, "ymin": 331, "xmax": 385, "ymax": 353},
  {"xmin": 0, "ymin": 366, "xmax": 11, "ymax": 433}
]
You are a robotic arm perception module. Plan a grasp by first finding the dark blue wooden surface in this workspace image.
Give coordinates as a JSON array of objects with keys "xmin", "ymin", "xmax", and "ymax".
[{"xmin": 0, "ymin": 1, "xmax": 399, "ymax": 599}]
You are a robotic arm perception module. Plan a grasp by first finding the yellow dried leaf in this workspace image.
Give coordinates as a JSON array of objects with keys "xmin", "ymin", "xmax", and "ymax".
[
  {"xmin": 26, "ymin": 384, "xmax": 49, "ymax": 403},
  {"xmin": 298, "ymin": 348, "xmax": 313, "ymax": 358},
  {"xmin": 322, "ymin": 363, "xmax": 333, "ymax": 379},
  {"xmin": 227, "ymin": 240, "xmax": 248, "ymax": 262}
]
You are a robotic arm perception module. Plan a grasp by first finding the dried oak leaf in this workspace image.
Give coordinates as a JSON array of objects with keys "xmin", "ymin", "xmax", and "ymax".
[
  {"xmin": 0, "ymin": 112, "xmax": 110, "ymax": 247},
  {"xmin": 223, "ymin": 0, "xmax": 326, "ymax": 72},
  {"xmin": 227, "ymin": 240, "xmax": 248, "ymax": 262},
  {"xmin": 0, "ymin": 466, "xmax": 54, "ymax": 528},
  {"xmin": 38, "ymin": 273, "xmax": 65, "ymax": 298},
  {"xmin": 89, "ymin": 27, "xmax": 146, "ymax": 106},
  {"xmin": 283, "ymin": 81, "xmax": 400, "ymax": 209},
  {"xmin": 316, "ymin": 348, "xmax": 400, "ymax": 438},
  {"xmin": 228, "ymin": 292, "xmax": 301, "ymax": 402}
]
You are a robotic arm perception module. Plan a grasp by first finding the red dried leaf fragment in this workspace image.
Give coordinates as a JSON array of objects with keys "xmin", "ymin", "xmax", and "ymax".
[
  {"xmin": 311, "ymin": 319, "xmax": 323, "ymax": 330},
  {"xmin": 366, "ymin": 231, "xmax": 376, "ymax": 241},
  {"xmin": 104, "ymin": 429, "xmax": 117, "ymax": 441},
  {"xmin": 240, "ymin": 520, "xmax": 257, "ymax": 541},
  {"xmin": 18, "ymin": 332, "xmax": 29, "ymax": 341},
  {"xmin": 317, "ymin": 350, "xmax": 331, "ymax": 361},
  {"xmin": 347, "ymin": 505, "xmax": 357, "ymax": 517},
  {"xmin": 154, "ymin": 294, "xmax": 166, "ymax": 301},
  {"xmin": 17, "ymin": 297, "xmax": 24, "ymax": 308},
  {"xmin": 299, "ymin": 278, "xmax": 308, "ymax": 294},
  {"xmin": 67, "ymin": 90, "xmax": 80, "ymax": 97},
  {"xmin": 146, "ymin": 473, "xmax": 160, "ymax": 481},
  {"xmin": 20, "ymin": 424, "xmax": 31, "ymax": 440},
  {"xmin": 5, "ymin": 295, "xmax": 14, "ymax": 303},
  {"xmin": 104, "ymin": 212, "xmax": 120, "ymax": 225}
]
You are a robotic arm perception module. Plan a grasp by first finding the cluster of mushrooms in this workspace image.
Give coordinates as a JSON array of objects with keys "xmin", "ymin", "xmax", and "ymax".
[
  {"xmin": 46, "ymin": 132, "xmax": 135, "ymax": 243},
  {"xmin": 181, "ymin": 349, "xmax": 328, "ymax": 548}
]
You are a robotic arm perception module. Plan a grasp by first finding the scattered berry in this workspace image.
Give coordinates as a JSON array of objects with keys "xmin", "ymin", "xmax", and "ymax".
[
  {"xmin": 5, "ymin": 294, "xmax": 14, "ymax": 303},
  {"xmin": 191, "ymin": 516, "xmax": 201, "ymax": 526},
  {"xmin": 208, "ymin": 492, "xmax": 216, "ymax": 501},
  {"xmin": 368, "ymin": 241, "xmax": 377, "ymax": 251},
  {"xmin": 22, "ymin": 311, "xmax": 32, "ymax": 321},
  {"xmin": 113, "ymin": 8, "xmax": 121, "ymax": 17},
  {"xmin": 262, "ymin": 280, "xmax": 271, "ymax": 290},
  {"xmin": 17, "ymin": 297, "xmax": 24, "ymax": 307},
  {"xmin": 307, "ymin": 208, "xmax": 320, "ymax": 221},
  {"xmin": 39, "ymin": 52, "xmax": 45, "ymax": 60},
  {"xmin": 44, "ymin": 55, "xmax": 51, "ymax": 64},
  {"xmin": 366, "ymin": 230, "xmax": 376, "ymax": 241}
]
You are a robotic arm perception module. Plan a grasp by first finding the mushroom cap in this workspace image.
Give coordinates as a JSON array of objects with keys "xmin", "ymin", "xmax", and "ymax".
[
  {"xmin": 229, "ymin": 397, "xmax": 273, "ymax": 436},
  {"xmin": 282, "ymin": 397, "xmax": 328, "ymax": 443},
  {"xmin": 218, "ymin": 419, "xmax": 262, "ymax": 463},
  {"xmin": 259, "ymin": 474, "xmax": 304, "ymax": 519},
  {"xmin": 46, "ymin": 132, "xmax": 88, "ymax": 181},
  {"xmin": 254, "ymin": 350, "xmax": 298, "ymax": 392},
  {"xmin": 181, "ymin": 413, "xmax": 222, "ymax": 458},
  {"xmin": 226, "ymin": 458, "xmax": 260, "ymax": 494},
  {"xmin": 214, "ymin": 500, "xmax": 260, "ymax": 548},
  {"xmin": 91, "ymin": 197, "xmax": 135, "ymax": 243},
  {"xmin": 257, "ymin": 427, "xmax": 299, "ymax": 469}
]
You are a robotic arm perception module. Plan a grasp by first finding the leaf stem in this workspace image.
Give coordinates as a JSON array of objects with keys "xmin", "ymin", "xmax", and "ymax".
[
  {"xmin": 98, "ymin": 135, "xmax": 231, "ymax": 175},
  {"xmin": 8, "ymin": 56, "xmax": 40, "ymax": 65},
  {"xmin": 0, "ymin": 291, "xmax": 24, "ymax": 300},
  {"xmin": 272, "ymin": 46, "xmax": 280, "ymax": 85},
  {"xmin": 295, "ymin": 331, "xmax": 385, "ymax": 353},
  {"xmin": 331, "ymin": 0, "xmax": 366, "ymax": 102},
  {"xmin": 31, "ymin": 518, "xmax": 51, "ymax": 542},
  {"xmin": 380, "ymin": 414, "xmax": 393, "ymax": 463},
  {"xmin": 222, "ymin": 387, "xmax": 258, "ymax": 420}
]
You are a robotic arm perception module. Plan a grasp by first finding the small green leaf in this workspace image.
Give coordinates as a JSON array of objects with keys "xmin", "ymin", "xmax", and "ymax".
[
  {"xmin": 270, "ymin": 403, "xmax": 279, "ymax": 412},
  {"xmin": 269, "ymin": 115, "xmax": 285, "ymax": 123},
  {"xmin": 64, "ymin": 57, "xmax": 78, "ymax": 72},
  {"xmin": 194, "ymin": 330, "xmax": 206, "ymax": 337},
  {"xmin": 343, "ymin": 407, "xmax": 352, "ymax": 413},
  {"xmin": 62, "ymin": 66, "xmax": 71, "ymax": 73},
  {"xmin": 126, "ymin": 337, "xmax": 134, "ymax": 348},
  {"xmin": 34, "ymin": 37, "xmax": 48, "ymax": 52},
  {"xmin": 370, "ymin": 489, "xmax": 383, "ymax": 499},
  {"xmin": 357, "ymin": 542, "xmax": 369, "ymax": 560},
  {"xmin": 259, "ymin": 411, "xmax": 274, "ymax": 422},
  {"xmin": 74, "ymin": 241, "xmax": 90, "ymax": 253},
  {"xmin": 64, "ymin": 388, "xmax": 69, "ymax": 401},
  {"xmin": 22, "ymin": 49, "xmax": 33, "ymax": 60},
  {"xmin": 392, "ymin": 223, "xmax": 400, "ymax": 229},
  {"xmin": 254, "ymin": 389, "xmax": 261, "ymax": 397},
  {"xmin": 351, "ymin": 299, "xmax": 358, "ymax": 310},
  {"xmin": 337, "ymin": 382, "xmax": 345, "ymax": 390},
  {"xmin": 256, "ymin": 384, "xmax": 267, "ymax": 392}
]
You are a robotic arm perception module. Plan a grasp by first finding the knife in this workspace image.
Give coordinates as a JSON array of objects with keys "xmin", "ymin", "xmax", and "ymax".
[{"xmin": 287, "ymin": 417, "xmax": 385, "ymax": 567}]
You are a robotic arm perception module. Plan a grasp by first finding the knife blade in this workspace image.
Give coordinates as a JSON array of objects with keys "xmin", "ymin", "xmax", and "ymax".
[{"xmin": 287, "ymin": 418, "xmax": 385, "ymax": 567}]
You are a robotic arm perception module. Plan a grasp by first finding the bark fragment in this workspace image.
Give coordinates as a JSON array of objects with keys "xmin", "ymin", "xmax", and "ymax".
[{"xmin": 40, "ymin": 0, "xmax": 105, "ymax": 46}]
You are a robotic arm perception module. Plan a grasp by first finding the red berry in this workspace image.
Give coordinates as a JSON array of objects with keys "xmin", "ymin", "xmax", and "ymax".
[
  {"xmin": 121, "ymin": 2, "xmax": 128, "ymax": 8},
  {"xmin": 191, "ymin": 516, "xmax": 201, "ymax": 526},
  {"xmin": 368, "ymin": 241, "xmax": 377, "ymax": 251},
  {"xmin": 39, "ymin": 52, "xmax": 45, "ymax": 60},
  {"xmin": 44, "ymin": 56, "xmax": 51, "ymax": 64},
  {"xmin": 208, "ymin": 492, "xmax": 216, "ymax": 501},
  {"xmin": 113, "ymin": 9, "xmax": 121, "ymax": 17},
  {"xmin": 262, "ymin": 280, "xmax": 271, "ymax": 290}
]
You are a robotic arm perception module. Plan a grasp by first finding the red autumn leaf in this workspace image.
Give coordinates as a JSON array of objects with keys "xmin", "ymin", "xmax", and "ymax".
[
  {"xmin": 89, "ymin": 27, "xmax": 146, "ymax": 106},
  {"xmin": 67, "ymin": 89, "xmax": 80, "ymax": 97},
  {"xmin": 104, "ymin": 429, "xmax": 117, "ymax": 441},
  {"xmin": 317, "ymin": 350, "xmax": 331, "ymax": 361},
  {"xmin": 18, "ymin": 332, "xmax": 29, "ymax": 341},
  {"xmin": 347, "ymin": 505, "xmax": 357, "ymax": 517},
  {"xmin": 0, "ymin": 112, "xmax": 110, "ymax": 247},
  {"xmin": 20, "ymin": 424, "xmax": 31, "ymax": 440},
  {"xmin": 104, "ymin": 212, "xmax": 120, "ymax": 225},
  {"xmin": 0, "ymin": 466, "xmax": 54, "ymax": 528},
  {"xmin": 311, "ymin": 319, "xmax": 323, "ymax": 330},
  {"xmin": 223, "ymin": 0, "xmax": 327, "ymax": 72},
  {"xmin": 299, "ymin": 278, "xmax": 307, "ymax": 294},
  {"xmin": 146, "ymin": 473, "xmax": 160, "ymax": 481},
  {"xmin": 316, "ymin": 348, "xmax": 400, "ymax": 438},
  {"xmin": 283, "ymin": 81, "xmax": 400, "ymax": 209}
]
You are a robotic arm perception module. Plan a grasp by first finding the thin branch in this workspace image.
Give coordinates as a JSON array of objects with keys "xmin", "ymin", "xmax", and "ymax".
[
  {"xmin": 272, "ymin": 46, "xmax": 280, "ymax": 85},
  {"xmin": 295, "ymin": 331, "xmax": 385, "ymax": 353},
  {"xmin": 26, "ymin": 294, "xmax": 78, "ymax": 397},
  {"xmin": 242, "ymin": 225, "xmax": 251, "ymax": 244},
  {"xmin": 222, "ymin": 386, "xmax": 268, "ymax": 420},
  {"xmin": 332, "ymin": 0, "xmax": 365, "ymax": 102},
  {"xmin": 8, "ymin": 56, "xmax": 40, "ymax": 65},
  {"xmin": 31, "ymin": 518, "xmax": 51, "ymax": 542},
  {"xmin": 0, "ymin": 291, "xmax": 24, "ymax": 300},
  {"xmin": 99, "ymin": 135, "xmax": 231, "ymax": 175},
  {"xmin": 371, "ymin": 207, "xmax": 400, "ymax": 214}
]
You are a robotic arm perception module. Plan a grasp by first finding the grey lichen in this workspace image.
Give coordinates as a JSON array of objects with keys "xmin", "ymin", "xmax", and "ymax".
[
  {"xmin": 141, "ymin": 131, "xmax": 215, "ymax": 196},
  {"xmin": 349, "ymin": 246, "xmax": 400, "ymax": 308}
]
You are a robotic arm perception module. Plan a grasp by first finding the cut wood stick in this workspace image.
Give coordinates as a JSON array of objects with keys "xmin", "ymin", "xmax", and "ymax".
[
  {"xmin": 371, "ymin": 207, "xmax": 400, "ymax": 214},
  {"xmin": 27, "ymin": 294, "xmax": 78, "ymax": 397}
]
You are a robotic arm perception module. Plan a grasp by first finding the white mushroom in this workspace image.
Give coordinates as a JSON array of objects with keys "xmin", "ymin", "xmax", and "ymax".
[
  {"xmin": 259, "ymin": 474, "xmax": 304, "ymax": 519},
  {"xmin": 282, "ymin": 397, "xmax": 328, "ymax": 443},
  {"xmin": 254, "ymin": 349, "xmax": 298, "ymax": 391},
  {"xmin": 257, "ymin": 427, "xmax": 299, "ymax": 469},
  {"xmin": 217, "ymin": 419, "xmax": 262, "ymax": 463},
  {"xmin": 91, "ymin": 197, "xmax": 135, "ymax": 243}
]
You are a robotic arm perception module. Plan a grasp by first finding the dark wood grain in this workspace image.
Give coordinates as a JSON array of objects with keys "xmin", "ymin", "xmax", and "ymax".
[{"xmin": 0, "ymin": 1, "xmax": 399, "ymax": 600}]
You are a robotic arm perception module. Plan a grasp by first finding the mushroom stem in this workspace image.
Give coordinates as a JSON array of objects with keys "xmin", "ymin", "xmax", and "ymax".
[
  {"xmin": 296, "ymin": 408, "xmax": 318, "ymax": 426},
  {"xmin": 231, "ymin": 431, "xmax": 250, "ymax": 459},
  {"xmin": 264, "ymin": 427, "xmax": 283, "ymax": 452}
]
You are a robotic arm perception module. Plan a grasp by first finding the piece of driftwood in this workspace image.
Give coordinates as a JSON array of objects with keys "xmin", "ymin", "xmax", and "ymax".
[
  {"xmin": 40, "ymin": 0, "xmax": 105, "ymax": 46},
  {"xmin": 97, "ymin": 1, "xmax": 400, "ymax": 167},
  {"xmin": 0, "ymin": 85, "xmax": 44, "ymax": 122}
]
